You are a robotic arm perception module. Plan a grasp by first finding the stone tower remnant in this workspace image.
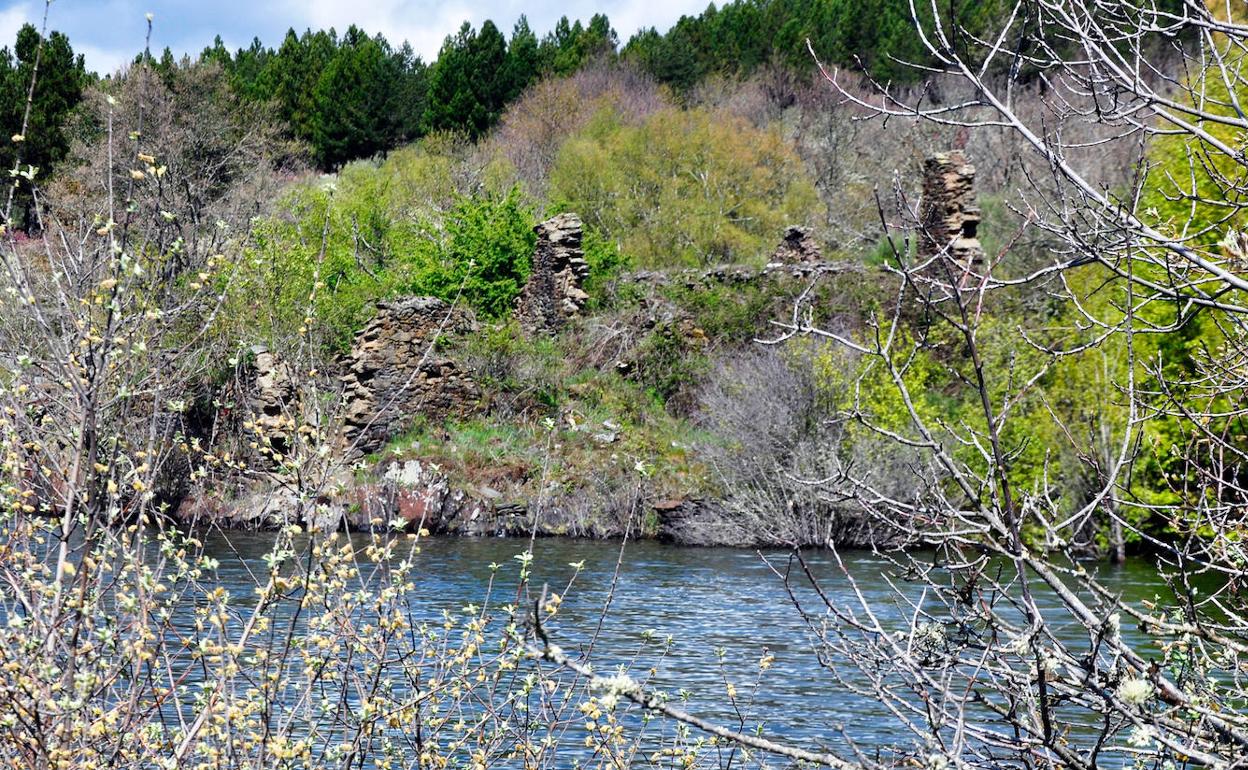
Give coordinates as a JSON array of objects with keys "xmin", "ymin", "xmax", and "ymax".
[
  {"xmin": 770, "ymin": 225, "xmax": 823, "ymax": 264},
  {"xmin": 516, "ymin": 213, "xmax": 590, "ymax": 334},
  {"xmin": 247, "ymin": 347, "xmax": 298, "ymax": 455},
  {"xmin": 918, "ymin": 150, "xmax": 985, "ymax": 276},
  {"xmin": 339, "ymin": 297, "xmax": 480, "ymax": 456}
]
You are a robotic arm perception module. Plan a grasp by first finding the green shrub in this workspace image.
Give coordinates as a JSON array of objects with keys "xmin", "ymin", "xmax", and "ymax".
[
  {"xmin": 631, "ymin": 329, "xmax": 707, "ymax": 408},
  {"xmin": 664, "ymin": 280, "xmax": 774, "ymax": 341},
  {"xmin": 581, "ymin": 225, "xmax": 630, "ymax": 307},
  {"xmin": 404, "ymin": 187, "xmax": 536, "ymax": 319},
  {"xmin": 219, "ymin": 154, "xmax": 535, "ymax": 353},
  {"xmin": 549, "ymin": 105, "xmax": 823, "ymax": 268},
  {"xmin": 221, "ymin": 179, "xmax": 405, "ymax": 352}
]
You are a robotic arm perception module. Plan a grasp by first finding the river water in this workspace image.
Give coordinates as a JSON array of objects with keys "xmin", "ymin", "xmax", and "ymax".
[{"xmin": 199, "ymin": 530, "xmax": 1171, "ymax": 755}]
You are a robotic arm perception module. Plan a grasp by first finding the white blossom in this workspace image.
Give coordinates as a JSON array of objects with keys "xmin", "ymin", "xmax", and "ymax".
[{"xmin": 1117, "ymin": 677, "xmax": 1153, "ymax": 706}]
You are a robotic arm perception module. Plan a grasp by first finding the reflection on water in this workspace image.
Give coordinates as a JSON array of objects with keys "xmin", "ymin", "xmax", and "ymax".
[{"xmin": 194, "ymin": 530, "xmax": 1171, "ymax": 751}]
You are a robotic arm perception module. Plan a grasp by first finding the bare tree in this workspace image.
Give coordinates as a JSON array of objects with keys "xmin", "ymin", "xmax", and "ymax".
[
  {"xmin": 533, "ymin": 4, "xmax": 1248, "ymax": 770},
  {"xmin": 712, "ymin": 2, "xmax": 1248, "ymax": 767}
]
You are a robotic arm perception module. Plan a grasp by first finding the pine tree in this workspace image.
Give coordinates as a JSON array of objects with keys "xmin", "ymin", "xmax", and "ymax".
[
  {"xmin": 0, "ymin": 24, "xmax": 86, "ymax": 228},
  {"xmin": 200, "ymin": 35, "xmax": 231, "ymax": 68},
  {"xmin": 423, "ymin": 21, "xmax": 507, "ymax": 138},
  {"xmin": 229, "ymin": 37, "xmax": 271, "ymax": 101},
  {"xmin": 502, "ymin": 16, "xmax": 540, "ymax": 102},
  {"xmin": 311, "ymin": 27, "xmax": 394, "ymax": 167},
  {"xmin": 388, "ymin": 42, "xmax": 427, "ymax": 143},
  {"xmin": 273, "ymin": 29, "xmax": 337, "ymax": 145}
]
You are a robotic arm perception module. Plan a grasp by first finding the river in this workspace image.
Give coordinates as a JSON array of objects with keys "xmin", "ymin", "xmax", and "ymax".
[{"xmin": 196, "ymin": 530, "xmax": 1172, "ymax": 755}]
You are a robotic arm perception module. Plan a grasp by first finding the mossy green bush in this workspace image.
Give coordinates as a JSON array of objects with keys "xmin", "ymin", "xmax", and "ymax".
[
  {"xmin": 220, "ymin": 160, "xmax": 536, "ymax": 352},
  {"xmin": 549, "ymin": 105, "xmax": 823, "ymax": 268}
]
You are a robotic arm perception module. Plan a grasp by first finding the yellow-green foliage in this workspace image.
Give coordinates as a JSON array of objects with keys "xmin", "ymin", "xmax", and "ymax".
[
  {"xmin": 1134, "ymin": 51, "xmax": 1248, "ymax": 518},
  {"xmin": 219, "ymin": 145, "xmax": 536, "ymax": 352},
  {"xmin": 1142, "ymin": 2, "xmax": 1248, "ymax": 246},
  {"xmin": 221, "ymin": 177, "xmax": 402, "ymax": 353},
  {"xmin": 1145, "ymin": 70, "xmax": 1248, "ymax": 248},
  {"xmin": 549, "ymin": 106, "xmax": 823, "ymax": 268},
  {"xmin": 220, "ymin": 100, "xmax": 827, "ymax": 354},
  {"xmin": 808, "ymin": 304, "xmax": 1138, "ymax": 526},
  {"xmin": 362, "ymin": 135, "xmax": 470, "ymax": 226}
]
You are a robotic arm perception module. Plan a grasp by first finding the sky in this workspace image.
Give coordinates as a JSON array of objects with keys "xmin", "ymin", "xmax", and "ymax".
[{"xmin": 0, "ymin": 0, "xmax": 709, "ymax": 75}]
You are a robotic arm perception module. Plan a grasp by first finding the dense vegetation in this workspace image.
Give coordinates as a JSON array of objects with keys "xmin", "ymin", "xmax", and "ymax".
[
  {"xmin": 0, "ymin": 0, "xmax": 1216, "ymax": 553},
  {"xmin": 8, "ymin": 2, "xmax": 1248, "ymax": 769},
  {"xmin": 6, "ymin": 0, "xmax": 1034, "ymax": 184},
  {"xmin": 624, "ymin": 0, "xmax": 1012, "ymax": 86}
]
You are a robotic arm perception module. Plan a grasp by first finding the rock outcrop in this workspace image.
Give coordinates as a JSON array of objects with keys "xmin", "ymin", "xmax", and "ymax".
[
  {"xmin": 770, "ymin": 226, "xmax": 823, "ymax": 263},
  {"xmin": 918, "ymin": 150, "xmax": 985, "ymax": 274},
  {"xmin": 173, "ymin": 459, "xmax": 520, "ymax": 536},
  {"xmin": 361, "ymin": 460, "xmax": 502, "ymax": 534},
  {"xmin": 339, "ymin": 297, "xmax": 481, "ymax": 456},
  {"xmin": 175, "ymin": 485, "xmax": 306, "ymax": 530},
  {"xmin": 516, "ymin": 213, "xmax": 590, "ymax": 334}
]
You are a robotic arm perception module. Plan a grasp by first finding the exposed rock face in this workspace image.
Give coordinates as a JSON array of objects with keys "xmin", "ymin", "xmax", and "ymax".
[
  {"xmin": 339, "ymin": 297, "xmax": 481, "ymax": 456},
  {"xmin": 770, "ymin": 226, "xmax": 823, "ymax": 263},
  {"xmin": 918, "ymin": 150, "xmax": 985, "ymax": 274},
  {"xmin": 175, "ymin": 485, "xmax": 304, "ymax": 530},
  {"xmin": 361, "ymin": 460, "xmax": 500, "ymax": 534},
  {"xmin": 173, "ymin": 460, "xmax": 522, "ymax": 536},
  {"xmin": 651, "ymin": 498, "xmax": 732, "ymax": 544},
  {"xmin": 516, "ymin": 213, "xmax": 590, "ymax": 334}
]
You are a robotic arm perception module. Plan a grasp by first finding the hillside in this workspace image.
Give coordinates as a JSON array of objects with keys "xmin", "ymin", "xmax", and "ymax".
[{"xmin": 5, "ymin": 3, "xmax": 1248, "ymax": 769}]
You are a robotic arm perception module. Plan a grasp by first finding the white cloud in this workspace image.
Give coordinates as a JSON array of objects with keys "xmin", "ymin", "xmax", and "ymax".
[
  {"xmin": 0, "ymin": 2, "xmax": 34, "ymax": 47},
  {"xmin": 74, "ymin": 42, "xmax": 132, "ymax": 75},
  {"xmin": 279, "ymin": 0, "xmax": 708, "ymax": 59},
  {"xmin": 608, "ymin": 0, "xmax": 696, "ymax": 39},
  {"xmin": 0, "ymin": 0, "xmax": 132, "ymax": 73},
  {"xmin": 286, "ymin": 0, "xmax": 475, "ymax": 59}
]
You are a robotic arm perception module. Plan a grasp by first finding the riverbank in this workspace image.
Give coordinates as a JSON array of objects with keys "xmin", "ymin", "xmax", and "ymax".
[
  {"xmin": 172, "ymin": 455, "xmax": 893, "ymax": 548},
  {"xmin": 166, "ymin": 213, "xmax": 903, "ymax": 548}
]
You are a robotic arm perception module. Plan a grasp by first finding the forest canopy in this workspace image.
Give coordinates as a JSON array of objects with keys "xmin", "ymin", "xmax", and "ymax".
[{"xmin": 10, "ymin": 0, "xmax": 1028, "ymax": 180}]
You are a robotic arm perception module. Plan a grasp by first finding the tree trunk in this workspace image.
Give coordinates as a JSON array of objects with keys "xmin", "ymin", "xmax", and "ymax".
[{"xmin": 1108, "ymin": 503, "xmax": 1125, "ymax": 565}]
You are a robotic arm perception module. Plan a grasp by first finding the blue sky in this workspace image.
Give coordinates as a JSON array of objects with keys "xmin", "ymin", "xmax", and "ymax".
[{"xmin": 0, "ymin": 0, "xmax": 708, "ymax": 74}]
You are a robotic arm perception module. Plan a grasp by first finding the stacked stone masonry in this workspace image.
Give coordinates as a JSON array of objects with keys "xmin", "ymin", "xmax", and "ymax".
[
  {"xmin": 515, "ymin": 213, "xmax": 590, "ymax": 334},
  {"xmin": 770, "ymin": 225, "xmax": 824, "ymax": 264},
  {"xmin": 918, "ymin": 150, "xmax": 985, "ymax": 275},
  {"xmin": 340, "ymin": 297, "xmax": 481, "ymax": 456},
  {"xmin": 248, "ymin": 347, "xmax": 298, "ymax": 453}
]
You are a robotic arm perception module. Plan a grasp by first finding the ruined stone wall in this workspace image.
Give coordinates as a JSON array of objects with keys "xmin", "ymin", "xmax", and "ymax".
[
  {"xmin": 769, "ymin": 226, "xmax": 823, "ymax": 264},
  {"xmin": 515, "ymin": 213, "xmax": 590, "ymax": 334},
  {"xmin": 339, "ymin": 297, "xmax": 481, "ymax": 456},
  {"xmin": 625, "ymin": 258, "xmax": 860, "ymax": 287},
  {"xmin": 247, "ymin": 347, "xmax": 298, "ymax": 452},
  {"xmin": 918, "ymin": 150, "xmax": 985, "ymax": 274}
]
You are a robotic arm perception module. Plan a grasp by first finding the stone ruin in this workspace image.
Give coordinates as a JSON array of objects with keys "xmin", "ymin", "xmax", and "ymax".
[
  {"xmin": 339, "ymin": 297, "xmax": 481, "ymax": 456},
  {"xmin": 770, "ymin": 225, "xmax": 823, "ymax": 264},
  {"xmin": 918, "ymin": 150, "xmax": 985, "ymax": 276},
  {"xmin": 515, "ymin": 213, "xmax": 590, "ymax": 334},
  {"xmin": 247, "ymin": 347, "xmax": 298, "ymax": 454}
]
